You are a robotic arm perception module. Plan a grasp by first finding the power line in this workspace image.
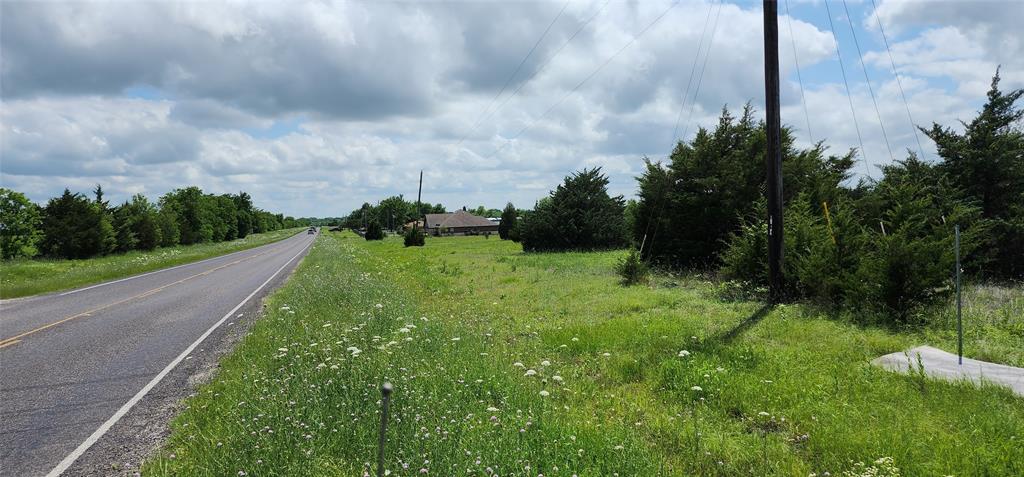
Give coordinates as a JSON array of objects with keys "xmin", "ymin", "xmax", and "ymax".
[
  {"xmin": 824, "ymin": 0, "xmax": 871, "ymax": 179},
  {"xmin": 671, "ymin": 0, "xmax": 718, "ymax": 148},
  {"xmin": 869, "ymin": 0, "xmax": 926, "ymax": 160},
  {"xmin": 784, "ymin": 0, "xmax": 813, "ymax": 143},
  {"xmin": 455, "ymin": 0, "xmax": 570, "ymax": 147},
  {"xmin": 458, "ymin": 0, "xmax": 612, "ymax": 149},
  {"xmin": 841, "ymin": 0, "xmax": 894, "ymax": 163},
  {"xmin": 680, "ymin": 0, "xmax": 724, "ymax": 141},
  {"xmin": 486, "ymin": 0, "xmax": 682, "ymax": 159}
]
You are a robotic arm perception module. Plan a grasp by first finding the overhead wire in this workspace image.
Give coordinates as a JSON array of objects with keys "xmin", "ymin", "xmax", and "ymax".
[
  {"xmin": 784, "ymin": 0, "xmax": 813, "ymax": 143},
  {"xmin": 457, "ymin": 0, "xmax": 613, "ymax": 150},
  {"xmin": 869, "ymin": 0, "xmax": 927, "ymax": 160},
  {"xmin": 645, "ymin": 0, "xmax": 717, "ymax": 259},
  {"xmin": 824, "ymin": 0, "xmax": 871, "ymax": 179},
  {"xmin": 651, "ymin": 0, "xmax": 722, "ymax": 260},
  {"xmin": 485, "ymin": 0, "xmax": 682, "ymax": 159},
  {"xmin": 455, "ymin": 0, "xmax": 570, "ymax": 147},
  {"xmin": 679, "ymin": 0, "xmax": 724, "ymax": 141},
  {"xmin": 841, "ymin": 0, "xmax": 895, "ymax": 163},
  {"xmin": 670, "ymin": 0, "xmax": 718, "ymax": 148}
]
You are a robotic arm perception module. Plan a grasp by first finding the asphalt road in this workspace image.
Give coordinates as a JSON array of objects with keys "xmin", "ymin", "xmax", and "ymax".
[{"xmin": 0, "ymin": 231, "xmax": 315, "ymax": 476}]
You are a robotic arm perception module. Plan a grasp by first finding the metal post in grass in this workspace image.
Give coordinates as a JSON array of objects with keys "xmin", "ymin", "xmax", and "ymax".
[
  {"xmin": 376, "ymin": 382, "xmax": 394, "ymax": 477},
  {"xmin": 955, "ymin": 225, "xmax": 963, "ymax": 366}
]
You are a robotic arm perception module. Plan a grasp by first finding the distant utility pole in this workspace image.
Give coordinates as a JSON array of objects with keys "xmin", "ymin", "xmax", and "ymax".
[
  {"xmin": 415, "ymin": 170, "xmax": 423, "ymax": 230},
  {"xmin": 764, "ymin": 0, "xmax": 784, "ymax": 302}
]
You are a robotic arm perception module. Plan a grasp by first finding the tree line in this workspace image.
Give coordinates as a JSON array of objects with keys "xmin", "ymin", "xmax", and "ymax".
[
  {"xmin": 0, "ymin": 185, "xmax": 309, "ymax": 260},
  {"xmin": 340, "ymin": 196, "xmax": 446, "ymax": 231},
  {"xmin": 506, "ymin": 70, "xmax": 1022, "ymax": 322}
]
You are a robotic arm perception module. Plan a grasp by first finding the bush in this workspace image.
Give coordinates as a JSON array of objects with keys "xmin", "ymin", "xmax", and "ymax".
[
  {"xmin": 719, "ymin": 158, "xmax": 985, "ymax": 323},
  {"xmin": 519, "ymin": 168, "xmax": 629, "ymax": 252},
  {"xmin": 615, "ymin": 249, "xmax": 650, "ymax": 285},
  {"xmin": 719, "ymin": 198, "xmax": 835, "ymax": 300},
  {"xmin": 403, "ymin": 227, "xmax": 425, "ymax": 247},
  {"xmin": 364, "ymin": 221, "xmax": 384, "ymax": 241}
]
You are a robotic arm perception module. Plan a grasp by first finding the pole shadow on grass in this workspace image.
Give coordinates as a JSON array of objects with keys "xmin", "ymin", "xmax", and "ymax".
[{"xmin": 710, "ymin": 304, "xmax": 774, "ymax": 345}]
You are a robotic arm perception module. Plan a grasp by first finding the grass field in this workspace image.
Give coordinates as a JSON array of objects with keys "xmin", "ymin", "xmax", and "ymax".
[
  {"xmin": 145, "ymin": 232, "xmax": 1022, "ymax": 476},
  {"xmin": 0, "ymin": 228, "xmax": 304, "ymax": 299}
]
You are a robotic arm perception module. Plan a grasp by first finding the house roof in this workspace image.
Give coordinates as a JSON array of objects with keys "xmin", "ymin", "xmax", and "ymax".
[{"xmin": 424, "ymin": 210, "xmax": 496, "ymax": 228}]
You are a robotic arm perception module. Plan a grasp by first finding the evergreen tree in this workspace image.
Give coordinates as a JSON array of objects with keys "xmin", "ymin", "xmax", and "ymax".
[
  {"xmin": 519, "ymin": 168, "xmax": 628, "ymax": 252},
  {"xmin": 498, "ymin": 202, "xmax": 517, "ymax": 240},
  {"xmin": 112, "ymin": 203, "xmax": 138, "ymax": 253},
  {"xmin": 634, "ymin": 104, "xmax": 855, "ymax": 268},
  {"xmin": 41, "ymin": 189, "xmax": 115, "ymax": 258},
  {"xmin": 923, "ymin": 69, "xmax": 1024, "ymax": 279}
]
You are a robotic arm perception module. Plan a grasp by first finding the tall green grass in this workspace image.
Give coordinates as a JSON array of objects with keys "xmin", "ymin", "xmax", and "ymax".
[
  {"xmin": 0, "ymin": 228, "xmax": 303, "ymax": 298},
  {"xmin": 146, "ymin": 232, "xmax": 1022, "ymax": 476}
]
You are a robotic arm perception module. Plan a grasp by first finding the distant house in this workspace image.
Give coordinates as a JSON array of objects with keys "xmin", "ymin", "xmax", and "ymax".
[{"xmin": 424, "ymin": 210, "xmax": 499, "ymax": 236}]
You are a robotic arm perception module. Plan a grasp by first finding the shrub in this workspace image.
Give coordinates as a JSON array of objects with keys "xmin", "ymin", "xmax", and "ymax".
[
  {"xmin": 615, "ymin": 249, "xmax": 650, "ymax": 285},
  {"xmin": 719, "ymin": 158, "xmax": 985, "ymax": 323},
  {"xmin": 364, "ymin": 221, "xmax": 384, "ymax": 241},
  {"xmin": 720, "ymin": 198, "xmax": 836, "ymax": 300},
  {"xmin": 403, "ymin": 227, "xmax": 425, "ymax": 247}
]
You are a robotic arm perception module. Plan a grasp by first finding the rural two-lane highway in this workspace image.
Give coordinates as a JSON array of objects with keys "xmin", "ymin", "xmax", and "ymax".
[{"xmin": 0, "ymin": 231, "xmax": 315, "ymax": 476}]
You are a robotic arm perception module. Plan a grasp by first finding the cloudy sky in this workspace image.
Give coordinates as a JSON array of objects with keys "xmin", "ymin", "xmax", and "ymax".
[{"xmin": 1, "ymin": 0, "xmax": 1021, "ymax": 217}]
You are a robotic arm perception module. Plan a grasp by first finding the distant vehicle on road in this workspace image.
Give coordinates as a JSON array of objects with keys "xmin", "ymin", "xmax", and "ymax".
[{"xmin": 307, "ymin": 227, "xmax": 316, "ymax": 235}]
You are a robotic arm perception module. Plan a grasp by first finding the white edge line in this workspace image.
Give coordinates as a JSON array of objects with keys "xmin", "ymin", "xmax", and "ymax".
[
  {"xmin": 45, "ymin": 236, "xmax": 314, "ymax": 477},
  {"xmin": 57, "ymin": 232, "xmax": 303, "ymax": 297}
]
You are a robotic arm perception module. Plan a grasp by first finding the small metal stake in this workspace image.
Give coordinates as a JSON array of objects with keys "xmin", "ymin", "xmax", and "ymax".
[
  {"xmin": 376, "ymin": 382, "xmax": 393, "ymax": 477},
  {"xmin": 955, "ymin": 225, "xmax": 962, "ymax": 366}
]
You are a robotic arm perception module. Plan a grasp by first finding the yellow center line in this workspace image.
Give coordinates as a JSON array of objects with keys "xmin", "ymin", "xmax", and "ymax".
[{"xmin": 0, "ymin": 246, "xmax": 284, "ymax": 349}]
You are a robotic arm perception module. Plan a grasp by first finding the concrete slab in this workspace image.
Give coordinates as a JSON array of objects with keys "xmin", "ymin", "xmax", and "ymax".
[{"xmin": 872, "ymin": 346, "xmax": 1024, "ymax": 397}]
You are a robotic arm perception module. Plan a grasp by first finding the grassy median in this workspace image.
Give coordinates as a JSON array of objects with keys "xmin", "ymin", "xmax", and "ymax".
[
  {"xmin": 145, "ymin": 231, "xmax": 1022, "ymax": 476},
  {"xmin": 0, "ymin": 228, "xmax": 303, "ymax": 299}
]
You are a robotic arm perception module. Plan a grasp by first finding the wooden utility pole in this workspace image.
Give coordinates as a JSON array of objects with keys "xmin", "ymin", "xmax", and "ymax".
[
  {"xmin": 763, "ymin": 0, "xmax": 784, "ymax": 302},
  {"xmin": 415, "ymin": 170, "xmax": 423, "ymax": 230}
]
